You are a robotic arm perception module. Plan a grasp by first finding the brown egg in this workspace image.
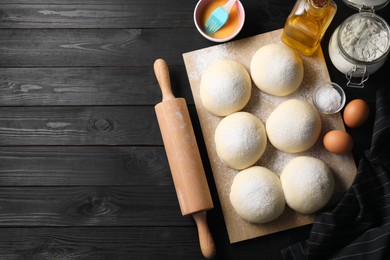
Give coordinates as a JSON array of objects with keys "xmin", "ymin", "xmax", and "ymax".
[
  {"xmin": 323, "ymin": 130, "xmax": 353, "ymax": 154},
  {"xmin": 343, "ymin": 99, "xmax": 369, "ymax": 128}
]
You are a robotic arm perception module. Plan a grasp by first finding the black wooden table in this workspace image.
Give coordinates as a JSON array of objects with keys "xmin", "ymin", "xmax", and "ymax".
[{"xmin": 0, "ymin": 0, "xmax": 389, "ymax": 259}]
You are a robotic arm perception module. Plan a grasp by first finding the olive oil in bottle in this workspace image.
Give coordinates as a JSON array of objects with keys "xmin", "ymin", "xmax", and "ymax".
[{"xmin": 281, "ymin": 0, "xmax": 337, "ymax": 56}]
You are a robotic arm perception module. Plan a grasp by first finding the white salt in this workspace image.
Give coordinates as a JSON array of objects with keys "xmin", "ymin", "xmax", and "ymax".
[{"xmin": 315, "ymin": 86, "xmax": 342, "ymax": 113}]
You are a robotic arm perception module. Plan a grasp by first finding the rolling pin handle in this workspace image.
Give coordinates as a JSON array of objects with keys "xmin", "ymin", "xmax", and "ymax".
[
  {"xmin": 193, "ymin": 211, "xmax": 216, "ymax": 259},
  {"xmin": 153, "ymin": 59, "xmax": 175, "ymax": 101}
]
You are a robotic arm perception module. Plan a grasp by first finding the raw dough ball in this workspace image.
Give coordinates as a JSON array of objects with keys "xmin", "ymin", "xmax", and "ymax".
[
  {"xmin": 280, "ymin": 156, "xmax": 334, "ymax": 214},
  {"xmin": 200, "ymin": 60, "xmax": 251, "ymax": 116},
  {"xmin": 250, "ymin": 43, "xmax": 304, "ymax": 96},
  {"xmin": 215, "ymin": 112, "xmax": 267, "ymax": 170},
  {"xmin": 266, "ymin": 99, "xmax": 321, "ymax": 153},
  {"xmin": 230, "ymin": 166, "xmax": 285, "ymax": 223}
]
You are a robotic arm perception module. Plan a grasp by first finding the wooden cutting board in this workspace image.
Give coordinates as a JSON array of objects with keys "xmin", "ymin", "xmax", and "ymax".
[{"xmin": 182, "ymin": 29, "xmax": 357, "ymax": 243}]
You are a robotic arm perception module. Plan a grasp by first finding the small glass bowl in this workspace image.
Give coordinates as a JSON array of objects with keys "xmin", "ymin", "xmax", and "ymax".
[{"xmin": 312, "ymin": 82, "xmax": 346, "ymax": 114}]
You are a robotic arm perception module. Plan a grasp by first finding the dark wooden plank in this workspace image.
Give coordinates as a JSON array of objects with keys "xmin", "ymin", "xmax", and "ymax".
[
  {"xmin": 0, "ymin": 28, "xmax": 210, "ymax": 67},
  {"xmin": 0, "ymin": 27, "xmax": 292, "ymax": 67},
  {"xmin": 0, "ymin": 227, "xmax": 201, "ymax": 260},
  {"xmin": 0, "ymin": 226, "xmax": 311, "ymax": 259},
  {"xmin": 0, "ymin": 146, "xmax": 174, "ymax": 186},
  {"xmin": 0, "ymin": 4, "xmax": 194, "ymax": 28},
  {"xmin": 0, "ymin": 105, "xmax": 206, "ymax": 146},
  {"xmin": 0, "ymin": 66, "xmax": 194, "ymax": 106},
  {"xmin": 0, "ymin": 0, "xmax": 199, "ymax": 5},
  {"xmin": 0, "ymin": 186, "xmax": 192, "ymax": 226},
  {"xmin": 0, "ymin": 0, "xmax": 292, "ymax": 29},
  {"xmin": 0, "ymin": 106, "xmax": 162, "ymax": 145}
]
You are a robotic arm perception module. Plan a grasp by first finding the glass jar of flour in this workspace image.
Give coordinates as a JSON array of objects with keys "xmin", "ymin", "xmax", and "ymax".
[{"xmin": 328, "ymin": 0, "xmax": 390, "ymax": 87}]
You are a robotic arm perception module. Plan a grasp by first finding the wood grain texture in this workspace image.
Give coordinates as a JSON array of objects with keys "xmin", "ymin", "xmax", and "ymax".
[
  {"xmin": 0, "ymin": 106, "xmax": 162, "ymax": 145},
  {"xmin": 0, "ymin": 0, "xmax": 199, "ymax": 5},
  {"xmin": 0, "ymin": 29, "xmax": 209, "ymax": 67},
  {"xmin": 0, "ymin": 146, "xmax": 173, "ymax": 186},
  {"xmin": 0, "ymin": 186, "xmax": 193, "ymax": 226},
  {"xmin": 0, "ymin": 226, "xmax": 313, "ymax": 260},
  {"xmin": 0, "ymin": 4, "xmax": 194, "ymax": 28},
  {"xmin": 0, "ymin": 0, "xmax": 292, "ymax": 29},
  {"xmin": 0, "ymin": 227, "xmax": 201, "ymax": 260},
  {"xmin": 0, "ymin": 67, "xmax": 194, "ymax": 106}
]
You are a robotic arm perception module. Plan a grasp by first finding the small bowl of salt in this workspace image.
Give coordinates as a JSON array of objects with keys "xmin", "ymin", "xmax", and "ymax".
[{"xmin": 312, "ymin": 82, "xmax": 346, "ymax": 114}]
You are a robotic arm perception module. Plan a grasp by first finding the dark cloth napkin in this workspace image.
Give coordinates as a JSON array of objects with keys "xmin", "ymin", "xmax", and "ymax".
[{"xmin": 281, "ymin": 87, "xmax": 390, "ymax": 260}]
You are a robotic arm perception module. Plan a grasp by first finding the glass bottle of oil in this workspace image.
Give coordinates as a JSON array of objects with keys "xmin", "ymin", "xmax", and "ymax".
[{"xmin": 281, "ymin": 0, "xmax": 337, "ymax": 56}]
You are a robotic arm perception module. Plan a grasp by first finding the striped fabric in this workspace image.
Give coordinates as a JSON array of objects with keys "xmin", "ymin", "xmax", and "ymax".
[{"xmin": 281, "ymin": 88, "xmax": 390, "ymax": 260}]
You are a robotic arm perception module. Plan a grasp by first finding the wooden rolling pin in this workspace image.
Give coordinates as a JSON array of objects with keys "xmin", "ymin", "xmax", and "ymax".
[{"xmin": 154, "ymin": 59, "xmax": 216, "ymax": 259}]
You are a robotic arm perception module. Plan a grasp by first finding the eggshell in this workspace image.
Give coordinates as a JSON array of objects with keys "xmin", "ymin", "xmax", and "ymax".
[
  {"xmin": 343, "ymin": 99, "xmax": 369, "ymax": 128},
  {"xmin": 323, "ymin": 130, "xmax": 353, "ymax": 154}
]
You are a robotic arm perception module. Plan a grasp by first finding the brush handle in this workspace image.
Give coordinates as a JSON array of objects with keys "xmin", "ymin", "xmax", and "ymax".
[
  {"xmin": 193, "ymin": 211, "xmax": 216, "ymax": 259},
  {"xmin": 153, "ymin": 59, "xmax": 175, "ymax": 101},
  {"xmin": 222, "ymin": 0, "xmax": 237, "ymax": 12}
]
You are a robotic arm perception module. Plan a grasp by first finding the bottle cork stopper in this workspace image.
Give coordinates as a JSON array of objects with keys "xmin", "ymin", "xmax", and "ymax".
[{"xmin": 311, "ymin": 0, "xmax": 329, "ymax": 8}]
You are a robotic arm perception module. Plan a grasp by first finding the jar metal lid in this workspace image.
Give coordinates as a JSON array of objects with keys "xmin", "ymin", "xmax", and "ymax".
[
  {"xmin": 337, "ymin": 12, "xmax": 390, "ymax": 65},
  {"xmin": 342, "ymin": 0, "xmax": 389, "ymax": 11}
]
